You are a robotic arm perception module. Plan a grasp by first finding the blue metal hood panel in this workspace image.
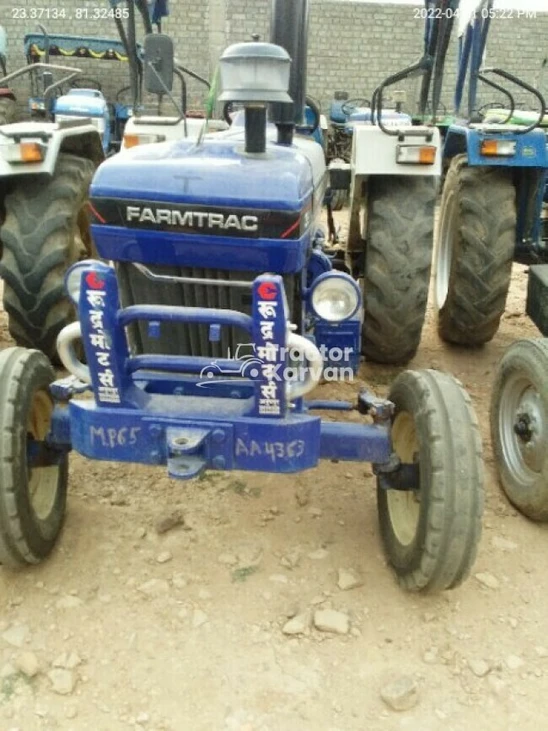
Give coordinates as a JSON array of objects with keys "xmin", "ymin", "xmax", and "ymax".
[
  {"xmin": 91, "ymin": 135, "xmax": 315, "ymax": 211},
  {"xmin": 89, "ymin": 133, "xmax": 324, "ymax": 273}
]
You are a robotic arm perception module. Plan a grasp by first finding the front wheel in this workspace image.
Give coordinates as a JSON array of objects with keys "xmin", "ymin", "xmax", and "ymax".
[
  {"xmin": 0, "ymin": 348, "xmax": 68, "ymax": 567},
  {"xmin": 377, "ymin": 370, "xmax": 484, "ymax": 592},
  {"xmin": 490, "ymin": 338, "xmax": 548, "ymax": 521}
]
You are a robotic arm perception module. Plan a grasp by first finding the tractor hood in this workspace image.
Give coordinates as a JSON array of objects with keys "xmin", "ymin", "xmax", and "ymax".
[{"xmin": 89, "ymin": 129, "xmax": 326, "ymax": 273}]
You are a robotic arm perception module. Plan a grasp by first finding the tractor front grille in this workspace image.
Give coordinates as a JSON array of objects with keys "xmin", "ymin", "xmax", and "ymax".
[{"xmin": 116, "ymin": 263, "xmax": 297, "ymax": 359}]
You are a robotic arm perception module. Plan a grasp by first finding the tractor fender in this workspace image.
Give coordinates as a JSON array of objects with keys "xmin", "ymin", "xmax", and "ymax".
[
  {"xmin": 0, "ymin": 121, "xmax": 104, "ymax": 177},
  {"xmin": 443, "ymin": 124, "xmax": 548, "ymax": 169},
  {"xmin": 351, "ymin": 125, "xmax": 442, "ymax": 178},
  {"xmin": 443, "ymin": 124, "xmax": 548, "ymax": 251}
]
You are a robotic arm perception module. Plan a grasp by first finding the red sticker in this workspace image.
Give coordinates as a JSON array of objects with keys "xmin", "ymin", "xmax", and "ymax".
[
  {"xmin": 85, "ymin": 271, "xmax": 105, "ymax": 290},
  {"xmin": 257, "ymin": 282, "xmax": 277, "ymax": 301}
]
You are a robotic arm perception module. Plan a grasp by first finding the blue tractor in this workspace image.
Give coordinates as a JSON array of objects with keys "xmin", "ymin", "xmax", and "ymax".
[
  {"xmin": 0, "ymin": 0, "xmax": 484, "ymax": 593},
  {"xmin": 24, "ymin": 27, "xmax": 139, "ymax": 153},
  {"xmin": 433, "ymin": 0, "xmax": 548, "ymax": 347}
]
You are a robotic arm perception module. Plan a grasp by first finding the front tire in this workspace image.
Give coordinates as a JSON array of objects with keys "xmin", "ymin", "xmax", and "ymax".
[
  {"xmin": 490, "ymin": 338, "xmax": 548, "ymax": 521},
  {"xmin": 362, "ymin": 176, "xmax": 436, "ymax": 364},
  {"xmin": 377, "ymin": 370, "xmax": 484, "ymax": 592},
  {"xmin": 0, "ymin": 153, "xmax": 96, "ymax": 362},
  {"xmin": 434, "ymin": 154, "xmax": 516, "ymax": 345},
  {"xmin": 0, "ymin": 348, "xmax": 68, "ymax": 567}
]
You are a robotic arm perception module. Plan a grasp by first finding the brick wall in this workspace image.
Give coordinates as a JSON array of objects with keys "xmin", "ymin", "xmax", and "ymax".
[{"xmin": 2, "ymin": 1, "xmax": 547, "ymax": 118}]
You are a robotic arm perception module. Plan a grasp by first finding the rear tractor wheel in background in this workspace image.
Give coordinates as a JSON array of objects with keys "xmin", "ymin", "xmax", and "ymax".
[
  {"xmin": 434, "ymin": 154, "xmax": 516, "ymax": 346},
  {"xmin": 330, "ymin": 188, "xmax": 348, "ymax": 211},
  {"xmin": 377, "ymin": 369, "xmax": 484, "ymax": 592},
  {"xmin": 0, "ymin": 153, "xmax": 96, "ymax": 362},
  {"xmin": 362, "ymin": 175, "xmax": 436, "ymax": 364},
  {"xmin": 0, "ymin": 348, "xmax": 68, "ymax": 568},
  {"xmin": 491, "ymin": 338, "xmax": 548, "ymax": 521}
]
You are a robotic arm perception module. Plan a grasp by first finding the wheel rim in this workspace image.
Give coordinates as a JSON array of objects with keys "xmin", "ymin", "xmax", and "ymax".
[
  {"xmin": 436, "ymin": 188, "xmax": 456, "ymax": 309},
  {"xmin": 27, "ymin": 390, "xmax": 59, "ymax": 520},
  {"xmin": 387, "ymin": 411, "xmax": 421, "ymax": 546},
  {"xmin": 498, "ymin": 370, "xmax": 548, "ymax": 487}
]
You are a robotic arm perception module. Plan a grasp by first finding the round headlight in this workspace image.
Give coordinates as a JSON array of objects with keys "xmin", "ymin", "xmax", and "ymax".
[
  {"xmin": 310, "ymin": 273, "xmax": 361, "ymax": 322},
  {"xmin": 64, "ymin": 262, "xmax": 88, "ymax": 305}
]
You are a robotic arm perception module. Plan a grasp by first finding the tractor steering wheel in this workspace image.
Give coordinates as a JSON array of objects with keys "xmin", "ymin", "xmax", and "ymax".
[
  {"xmin": 476, "ymin": 102, "xmax": 507, "ymax": 116},
  {"xmin": 341, "ymin": 98, "xmax": 370, "ymax": 116},
  {"xmin": 70, "ymin": 77, "xmax": 102, "ymax": 92}
]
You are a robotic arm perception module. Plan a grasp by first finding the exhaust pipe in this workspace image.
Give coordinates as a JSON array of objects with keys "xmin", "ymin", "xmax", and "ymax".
[{"xmin": 270, "ymin": 0, "xmax": 309, "ymax": 143}]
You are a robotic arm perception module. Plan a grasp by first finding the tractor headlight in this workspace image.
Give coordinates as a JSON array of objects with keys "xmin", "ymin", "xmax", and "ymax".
[
  {"xmin": 309, "ymin": 273, "xmax": 361, "ymax": 322},
  {"xmin": 65, "ymin": 262, "xmax": 89, "ymax": 305}
]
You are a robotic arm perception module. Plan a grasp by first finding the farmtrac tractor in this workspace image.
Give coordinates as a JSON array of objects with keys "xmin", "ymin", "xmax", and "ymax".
[
  {"xmin": 0, "ymin": 49, "xmax": 104, "ymax": 362},
  {"xmin": 23, "ymin": 27, "xmax": 141, "ymax": 153},
  {"xmin": 433, "ymin": 0, "xmax": 548, "ymax": 348},
  {"xmin": 0, "ymin": 0, "xmax": 484, "ymax": 594}
]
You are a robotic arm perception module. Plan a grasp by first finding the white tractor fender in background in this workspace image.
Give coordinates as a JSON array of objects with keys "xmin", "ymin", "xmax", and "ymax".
[
  {"xmin": 351, "ymin": 124, "xmax": 442, "ymax": 178},
  {"xmin": 0, "ymin": 120, "xmax": 103, "ymax": 176},
  {"xmin": 120, "ymin": 116, "xmax": 229, "ymax": 150}
]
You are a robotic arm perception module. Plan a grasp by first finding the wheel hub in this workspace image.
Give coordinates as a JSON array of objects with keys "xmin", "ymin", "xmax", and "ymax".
[
  {"xmin": 514, "ymin": 412, "xmax": 533, "ymax": 442},
  {"xmin": 499, "ymin": 373, "xmax": 547, "ymax": 482},
  {"xmin": 511, "ymin": 390, "xmax": 546, "ymax": 471}
]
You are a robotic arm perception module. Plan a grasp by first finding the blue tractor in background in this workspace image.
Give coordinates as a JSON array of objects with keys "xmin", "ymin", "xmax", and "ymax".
[
  {"xmin": 24, "ymin": 27, "xmax": 139, "ymax": 153},
  {"xmin": 0, "ymin": 0, "xmax": 484, "ymax": 592},
  {"xmin": 433, "ymin": 0, "xmax": 548, "ymax": 347}
]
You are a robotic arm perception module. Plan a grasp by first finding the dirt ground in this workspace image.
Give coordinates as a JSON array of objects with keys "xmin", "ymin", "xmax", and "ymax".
[{"xmin": 0, "ymin": 212, "xmax": 547, "ymax": 731}]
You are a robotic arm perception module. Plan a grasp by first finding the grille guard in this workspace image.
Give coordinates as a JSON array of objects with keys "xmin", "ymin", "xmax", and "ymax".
[
  {"xmin": 49, "ymin": 261, "xmax": 394, "ymax": 478},
  {"xmin": 57, "ymin": 260, "xmax": 322, "ymax": 415}
]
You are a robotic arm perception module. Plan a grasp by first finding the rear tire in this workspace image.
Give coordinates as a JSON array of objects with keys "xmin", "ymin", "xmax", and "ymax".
[
  {"xmin": 0, "ymin": 153, "xmax": 96, "ymax": 362},
  {"xmin": 0, "ymin": 97, "xmax": 17, "ymax": 125},
  {"xmin": 377, "ymin": 369, "xmax": 484, "ymax": 592},
  {"xmin": 434, "ymin": 154, "xmax": 516, "ymax": 345},
  {"xmin": 362, "ymin": 176, "xmax": 436, "ymax": 364},
  {"xmin": 490, "ymin": 338, "xmax": 548, "ymax": 521},
  {"xmin": 0, "ymin": 347, "xmax": 67, "ymax": 567},
  {"xmin": 330, "ymin": 188, "xmax": 348, "ymax": 211}
]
